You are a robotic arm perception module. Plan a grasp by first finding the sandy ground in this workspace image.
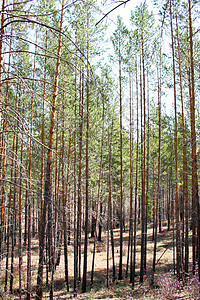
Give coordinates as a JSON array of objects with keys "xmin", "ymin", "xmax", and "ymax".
[{"xmin": 0, "ymin": 222, "xmax": 198, "ymax": 299}]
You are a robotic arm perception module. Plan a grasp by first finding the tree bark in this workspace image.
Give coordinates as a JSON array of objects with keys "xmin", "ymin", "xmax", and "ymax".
[
  {"xmin": 176, "ymin": 14, "xmax": 189, "ymax": 275},
  {"xmin": 188, "ymin": 0, "xmax": 199, "ymax": 277},
  {"xmin": 170, "ymin": 0, "xmax": 181, "ymax": 278},
  {"xmin": 151, "ymin": 63, "xmax": 161, "ymax": 285},
  {"xmin": 36, "ymin": 2, "xmax": 64, "ymax": 298},
  {"xmin": 118, "ymin": 34, "xmax": 123, "ymax": 281},
  {"xmin": 82, "ymin": 9, "xmax": 90, "ymax": 292},
  {"xmin": 132, "ymin": 58, "xmax": 139, "ymax": 288},
  {"xmin": 0, "ymin": 0, "xmax": 6, "ymax": 268}
]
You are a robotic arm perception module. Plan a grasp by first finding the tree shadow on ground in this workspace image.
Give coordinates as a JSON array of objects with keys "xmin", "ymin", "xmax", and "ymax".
[{"xmin": 49, "ymin": 259, "xmax": 175, "ymax": 299}]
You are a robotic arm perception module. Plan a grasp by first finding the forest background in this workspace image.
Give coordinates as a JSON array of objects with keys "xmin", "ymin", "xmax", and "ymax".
[{"xmin": 0, "ymin": 0, "xmax": 200, "ymax": 299}]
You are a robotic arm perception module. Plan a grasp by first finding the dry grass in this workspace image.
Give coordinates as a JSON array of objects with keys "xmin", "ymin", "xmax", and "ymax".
[{"xmin": 0, "ymin": 222, "xmax": 199, "ymax": 299}]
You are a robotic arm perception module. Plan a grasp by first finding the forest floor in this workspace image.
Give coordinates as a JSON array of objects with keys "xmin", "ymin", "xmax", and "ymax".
[{"xmin": 1, "ymin": 222, "xmax": 199, "ymax": 299}]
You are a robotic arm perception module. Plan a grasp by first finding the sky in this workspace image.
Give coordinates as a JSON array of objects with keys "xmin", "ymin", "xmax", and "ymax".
[
  {"xmin": 96, "ymin": 0, "xmax": 174, "ymax": 119},
  {"xmin": 99, "ymin": 0, "xmax": 155, "ymax": 26}
]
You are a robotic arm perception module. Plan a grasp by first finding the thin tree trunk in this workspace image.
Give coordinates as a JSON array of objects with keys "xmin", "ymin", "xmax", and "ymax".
[
  {"xmin": 19, "ymin": 120, "xmax": 24, "ymax": 299},
  {"xmin": 82, "ymin": 9, "xmax": 90, "ymax": 292},
  {"xmin": 188, "ymin": 0, "xmax": 199, "ymax": 277},
  {"xmin": 172, "ymin": 188, "xmax": 175, "ymax": 274},
  {"xmin": 3, "ymin": 23, "xmax": 13, "ymax": 291},
  {"xmin": 118, "ymin": 34, "xmax": 123, "ymax": 281},
  {"xmin": 109, "ymin": 121, "xmax": 116, "ymax": 281},
  {"xmin": 126, "ymin": 70, "xmax": 133, "ymax": 278},
  {"xmin": 140, "ymin": 33, "xmax": 146, "ymax": 281},
  {"xmin": 144, "ymin": 69, "xmax": 150, "ymax": 274},
  {"xmin": 74, "ymin": 56, "xmax": 78, "ymax": 296},
  {"xmin": 24, "ymin": 158, "xmax": 28, "ymax": 247},
  {"xmin": 40, "ymin": 29, "xmax": 47, "ymax": 235},
  {"xmin": 167, "ymin": 174, "xmax": 171, "ymax": 232},
  {"xmin": 132, "ymin": 58, "xmax": 139, "ymax": 288},
  {"xmin": 31, "ymin": 33, "xmax": 37, "ymax": 238},
  {"xmin": 10, "ymin": 114, "xmax": 19, "ymax": 294},
  {"xmin": 0, "ymin": 0, "xmax": 6, "ymax": 268},
  {"xmin": 170, "ymin": 0, "xmax": 181, "ymax": 278},
  {"xmin": 91, "ymin": 97, "xmax": 105, "ymax": 286},
  {"xmin": 77, "ymin": 67, "xmax": 83, "ymax": 282},
  {"xmin": 63, "ymin": 129, "xmax": 72, "ymax": 292},
  {"xmin": 50, "ymin": 113, "xmax": 60, "ymax": 300},
  {"xmin": 140, "ymin": 50, "xmax": 145, "ymax": 283},
  {"xmin": 26, "ymin": 32, "xmax": 38, "ymax": 299},
  {"xmin": 61, "ymin": 90, "xmax": 69, "ymax": 292},
  {"xmin": 107, "ymin": 189, "xmax": 110, "ymax": 288},
  {"xmin": 91, "ymin": 194, "xmax": 95, "ymax": 238},
  {"xmin": 151, "ymin": 63, "xmax": 161, "ymax": 285},
  {"xmin": 4, "ymin": 132, "xmax": 15, "ymax": 292},
  {"xmin": 152, "ymin": 148, "xmax": 155, "ymax": 241},
  {"xmin": 98, "ymin": 202, "xmax": 102, "ymax": 242},
  {"xmin": 176, "ymin": 15, "xmax": 189, "ymax": 275}
]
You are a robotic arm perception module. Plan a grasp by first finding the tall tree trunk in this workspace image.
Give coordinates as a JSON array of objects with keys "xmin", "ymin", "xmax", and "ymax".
[
  {"xmin": 152, "ymin": 149, "xmax": 155, "ymax": 241},
  {"xmin": 4, "ymin": 131, "xmax": 15, "ymax": 291},
  {"xmin": 91, "ymin": 97, "xmax": 105, "ymax": 286},
  {"xmin": 50, "ymin": 113, "xmax": 60, "ymax": 300},
  {"xmin": 132, "ymin": 58, "xmax": 139, "ymax": 288},
  {"xmin": 151, "ymin": 63, "xmax": 161, "ymax": 285},
  {"xmin": 82, "ymin": 9, "xmax": 90, "ymax": 292},
  {"xmin": 188, "ymin": 0, "xmax": 199, "ymax": 277},
  {"xmin": 19, "ymin": 119, "xmax": 24, "ymax": 299},
  {"xmin": 3, "ymin": 23, "xmax": 12, "ymax": 290},
  {"xmin": 144, "ymin": 70, "xmax": 150, "ymax": 273},
  {"xmin": 63, "ymin": 129, "xmax": 72, "ymax": 292},
  {"xmin": 77, "ymin": 66, "xmax": 83, "ymax": 282},
  {"xmin": 118, "ymin": 35, "xmax": 123, "ymax": 281},
  {"xmin": 126, "ymin": 70, "xmax": 133, "ymax": 278},
  {"xmin": 26, "ymin": 32, "xmax": 38, "ymax": 299},
  {"xmin": 140, "ymin": 48, "xmax": 146, "ymax": 282},
  {"xmin": 170, "ymin": 0, "xmax": 181, "ymax": 278},
  {"xmin": 61, "ymin": 91, "xmax": 69, "ymax": 292},
  {"xmin": 40, "ymin": 29, "xmax": 47, "ymax": 235},
  {"xmin": 10, "ymin": 109, "xmax": 19, "ymax": 294},
  {"xmin": 98, "ymin": 202, "xmax": 102, "ymax": 242},
  {"xmin": 74, "ymin": 56, "xmax": 78, "ymax": 296},
  {"xmin": 109, "ymin": 121, "xmax": 116, "ymax": 281},
  {"xmin": 36, "ymin": 2, "xmax": 64, "ymax": 298},
  {"xmin": 0, "ymin": 0, "xmax": 6, "ymax": 268},
  {"xmin": 31, "ymin": 33, "xmax": 37, "ymax": 238},
  {"xmin": 176, "ymin": 15, "xmax": 189, "ymax": 275}
]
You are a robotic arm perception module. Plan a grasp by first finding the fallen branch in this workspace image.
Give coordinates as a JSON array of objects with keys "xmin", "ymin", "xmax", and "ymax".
[
  {"xmin": 95, "ymin": 0, "xmax": 131, "ymax": 26},
  {"xmin": 135, "ymin": 246, "xmax": 169, "ymax": 291}
]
